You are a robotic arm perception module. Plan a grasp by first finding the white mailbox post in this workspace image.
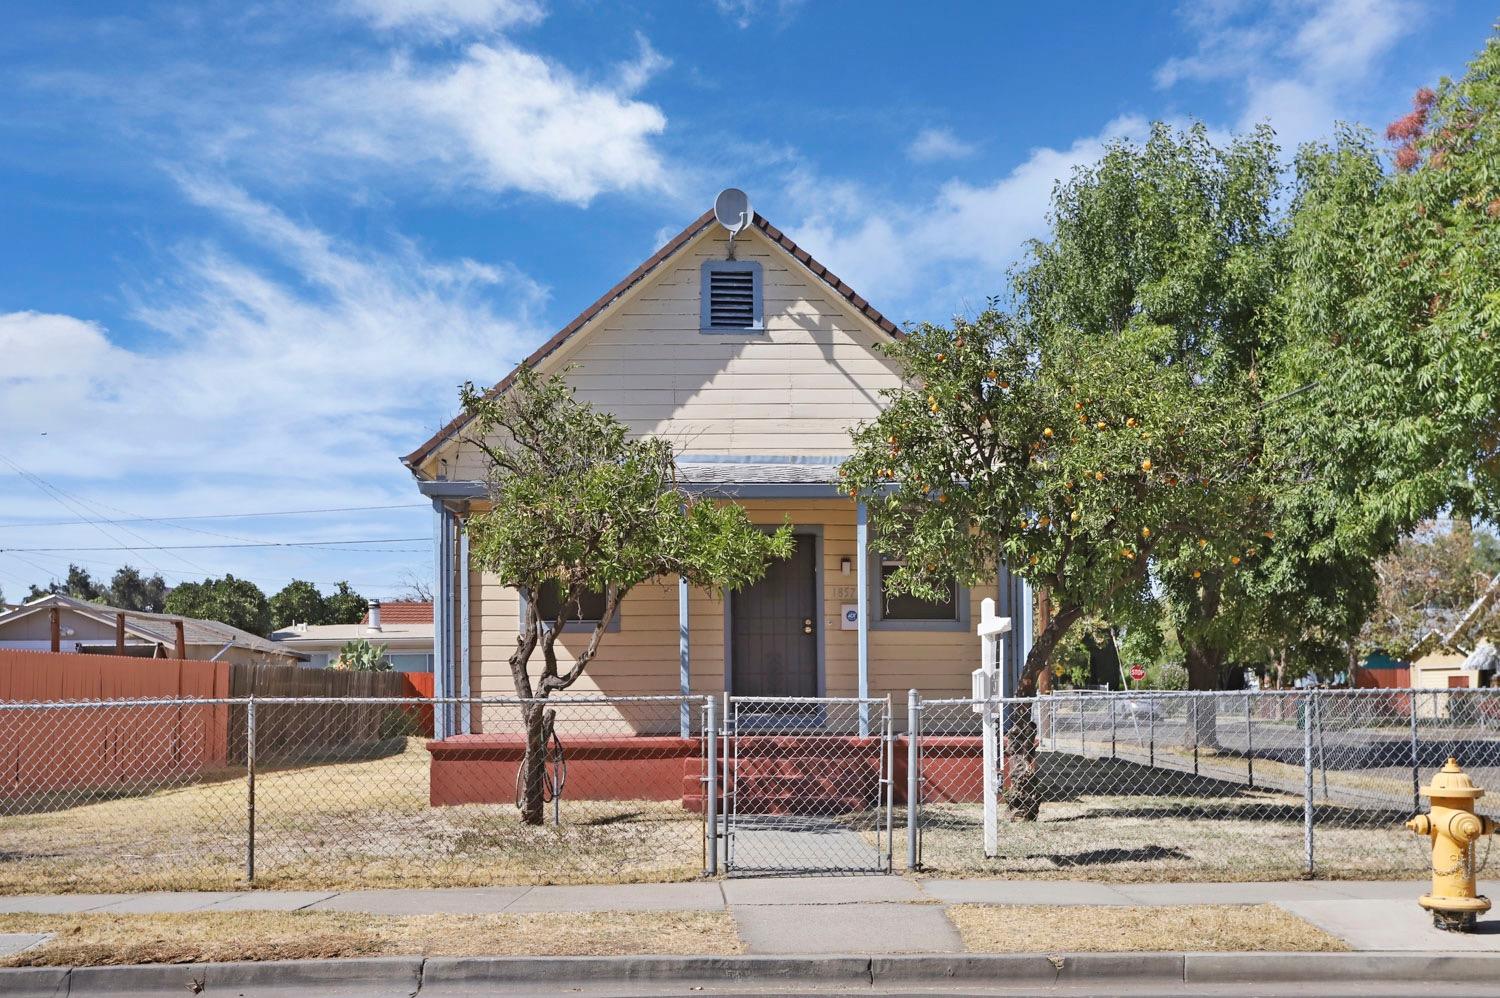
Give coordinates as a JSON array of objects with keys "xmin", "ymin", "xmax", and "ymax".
[{"xmin": 973, "ymin": 597, "xmax": 1012, "ymax": 858}]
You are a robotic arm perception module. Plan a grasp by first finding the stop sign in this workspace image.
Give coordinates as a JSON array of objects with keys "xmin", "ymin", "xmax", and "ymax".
[{"xmin": 1129, "ymin": 664, "xmax": 1147, "ymax": 682}]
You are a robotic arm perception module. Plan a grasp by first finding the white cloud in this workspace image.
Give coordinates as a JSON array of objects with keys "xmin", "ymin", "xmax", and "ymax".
[
  {"xmin": 710, "ymin": 0, "xmax": 806, "ymax": 29},
  {"xmin": 0, "ymin": 178, "xmax": 542, "ymax": 486},
  {"xmin": 784, "ymin": 116, "xmax": 1148, "ymax": 318},
  {"xmin": 0, "ymin": 179, "xmax": 547, "ymax": 594},
  {"xmin": 1155, "ymin": 0, "xmax": 1421, "ymax": 148},
  {"xmin": 907, "ymin": 127, "xmax": 977, "ymax": 164},
  {"xmin": 345, "ymin": 0, "xmax": 544, "ymax": 36},
  {"xmin": 272, "ymin": 38, "xmax": 670, "ymax": 204}
]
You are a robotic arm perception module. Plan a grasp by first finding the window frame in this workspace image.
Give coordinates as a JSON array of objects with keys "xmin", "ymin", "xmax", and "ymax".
[
  {"xmin": 699, "ymin": 259, "xmax": 765, "ymax": 334},
  {"xmin": 868, "ymin": 554, "xmax": 969, "ymax": 632},
  {"xmin": 521, "ymin": 581, "xmax": 622, "ymax": 634}
]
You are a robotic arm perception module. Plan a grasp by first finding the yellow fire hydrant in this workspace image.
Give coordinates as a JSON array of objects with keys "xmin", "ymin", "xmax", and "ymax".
[{"xmin": 1406, "ymin": 758, "xmax": 1496, "ymax": 931}]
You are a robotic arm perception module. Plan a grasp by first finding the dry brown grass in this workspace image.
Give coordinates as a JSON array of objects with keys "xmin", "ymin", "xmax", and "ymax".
[
  {"xmin": 898, "ymin": 796, "xmax": 1420, "ymax": 882},
  {"xmin": 0, "ymin": 739, "xmax": 703, "ymax": 893},
  {"xmin": 947, "ymin": 904, "xmax": 1348, "ymax": 953},
  {"xmin": 0, "ymin": 909, "xmax": 741, "ymax": 967}
]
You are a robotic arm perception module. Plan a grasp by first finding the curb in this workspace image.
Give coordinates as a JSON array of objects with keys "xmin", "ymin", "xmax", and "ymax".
[{"xmin": 5, "ymin": 951, "xmax": 1500, "ymax": 994}]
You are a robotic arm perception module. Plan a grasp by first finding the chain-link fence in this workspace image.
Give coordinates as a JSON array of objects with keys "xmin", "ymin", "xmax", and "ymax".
[
  {"xmin": 3, "ymin": 688, "xmax": 1496, "ymax": 891},
  {"xmin": 910, "ymin": 688, "xmax": 1500, "ymax": 881},
  {"xmin": 722, "ymin": 696, "xmax": 892, "ymax": 875},
  {"xmin": 0, "ymin": 695, "xmax": 710, "ymax": 892}
]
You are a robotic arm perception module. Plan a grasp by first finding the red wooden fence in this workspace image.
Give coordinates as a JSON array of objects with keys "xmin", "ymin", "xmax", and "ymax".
[
  {"xmin": 0, "ymin": 649, "xmax": 232, "ymax": 797},
  {"xmin": 0, "ymin": 650, "xmax": 430, "ymax": 800}
]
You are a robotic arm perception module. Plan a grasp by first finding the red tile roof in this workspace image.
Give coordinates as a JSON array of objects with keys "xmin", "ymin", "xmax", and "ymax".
[{"xmin": 365, "ymin": 601, "xmax": 433, "ymax": 624}]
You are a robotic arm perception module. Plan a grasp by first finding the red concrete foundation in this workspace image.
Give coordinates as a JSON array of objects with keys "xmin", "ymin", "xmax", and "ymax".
[{"xmin": 427, "ymin": 734, "xmax": 988, "ymax": 810}]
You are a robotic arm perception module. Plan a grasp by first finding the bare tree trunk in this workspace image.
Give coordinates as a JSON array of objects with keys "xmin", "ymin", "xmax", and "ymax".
[
  {"xmin": 519, "ymin": 702, "xmax": 550, "ymax": 825},
  {"xmin": 1006, "ymin": 604, "xmax": 1085, "ymax": 821},
  {"xmin": 1183, "ymin": 640, "xmax": 1222, "ymax": 749}
]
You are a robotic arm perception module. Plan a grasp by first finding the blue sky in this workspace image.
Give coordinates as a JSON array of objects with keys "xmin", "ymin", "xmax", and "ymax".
[{"xmin": 0, "ymin": 0, "xmax": 1493, "ymax": 603}]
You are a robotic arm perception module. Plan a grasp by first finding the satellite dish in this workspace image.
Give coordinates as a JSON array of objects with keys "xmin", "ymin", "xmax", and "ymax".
[{"xmin": 714, "ymin": 188, "xmax": 753, "ymax": 236}]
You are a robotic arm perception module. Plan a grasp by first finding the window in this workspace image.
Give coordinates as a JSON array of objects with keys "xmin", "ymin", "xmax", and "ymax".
[
  {"xmin": 875, "ymin": 558, "xmax": 965, "ymax": 628},
  {"xmin": 535, "ymin": 580, "xmax": 608, "ymax": 624},
  {"xmin": 700, "ymin": 260, "xmax": 763, "ymax": 332}
]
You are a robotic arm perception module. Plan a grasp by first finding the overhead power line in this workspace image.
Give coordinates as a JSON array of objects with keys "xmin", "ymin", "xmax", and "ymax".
[
  {"xmin": 0, "ymin": 538, "xmax": 431, "ymax": 553},
  {"xmin": 0, "ymin": 503, "xmax": 428, "ymax": 530}
]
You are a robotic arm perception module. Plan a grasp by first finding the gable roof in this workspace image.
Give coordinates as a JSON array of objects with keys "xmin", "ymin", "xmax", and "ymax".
[
  {"xmin": 1405, "ymin": 571, "xmax": 1500, "ymax": 660},
  {"xmin": 0, "ymin": 593, "xmax": 302, "ymax": 660},
  {"xmin": 401, "ymin": 209, "xmax": 905, "ymax": 474}
]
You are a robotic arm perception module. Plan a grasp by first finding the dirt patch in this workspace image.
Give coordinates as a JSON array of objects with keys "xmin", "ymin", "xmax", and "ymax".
[
  {"xmin": 0, "ymin": 739, "xmax": 703, "ymax": 893},
  {"xmin": 947, "ymin": 904, "xmax": 1348, "ymax": 952},
  {"xmin": 0, "ymin": 909, "xmax": 741, "ymax": 966}
]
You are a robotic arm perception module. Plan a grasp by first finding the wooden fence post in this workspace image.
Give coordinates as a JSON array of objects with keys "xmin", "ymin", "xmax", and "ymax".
[
  {"xmin": 49, "ymin": 608, "xmax": 60, "ymax": 652},
  {"xmin": 115, "ymin": 613, "xmax": 126, "ymax": 655},
  {"xmin": 174, "ymin": 621, "xmax": 187, "ymax": 660}
]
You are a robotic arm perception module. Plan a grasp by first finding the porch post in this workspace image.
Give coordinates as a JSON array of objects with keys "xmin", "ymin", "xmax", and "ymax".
[
  {"xmin": 679, "ymin": 574, "xmax": 690, "ymax": 737},
  {"xmin": 458, "ymin": 522, "xmax": 472, "ymax": 735},
  {"xmin": 856, "ymin": 499, "xmax": 870, "ymax": 737},
  {"xmin": 432, "ymin": 499, "xmax": 452, "ymax": 739}
]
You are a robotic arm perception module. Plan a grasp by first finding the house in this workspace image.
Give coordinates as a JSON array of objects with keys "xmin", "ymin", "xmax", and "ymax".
[
  {"xmin": 1405, "ymin": 573, "xmax": 1500, "ymax": 690},
  {"xmin": 0, "ymin": 593, "xmax": 304, "ymax": 667},
  {"xmin": 404, "ymin": 194, "xmax": 1033, "ymax": 768},
  {"xmin": 269, "ymin": 600, "xmax": 435, "ymax": 671}
]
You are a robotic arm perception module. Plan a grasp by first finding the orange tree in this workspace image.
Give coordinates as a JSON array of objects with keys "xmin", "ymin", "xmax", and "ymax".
[
  {"xmin": 461, "ymin": 368, "xmax": 792, "ymax": 825},
  {"xmin": 1015, "ymin": 123, "xmax": 1291, "ymax": 702},
  {"xmin": 841, "ymin": 309, "xmax": 1261, "ymax": 818}
]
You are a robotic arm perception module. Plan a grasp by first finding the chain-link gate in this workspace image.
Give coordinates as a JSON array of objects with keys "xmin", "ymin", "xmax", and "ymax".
[{"xmin": 722, "ymin": 696, "xmax": 893, "ymax": 875}]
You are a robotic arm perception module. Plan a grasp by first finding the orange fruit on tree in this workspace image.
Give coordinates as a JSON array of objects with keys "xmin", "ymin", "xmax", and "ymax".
[
  {"xmin": 1043, "ymin": 427, "xmax": 1054, "ymax": 438},
  {"xmin": 1140, "ymin": 459, "xmax": 1152, "ymax": 472}
]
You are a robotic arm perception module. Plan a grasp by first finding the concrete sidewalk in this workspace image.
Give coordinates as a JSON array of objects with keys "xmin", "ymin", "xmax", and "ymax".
[{"xmin": 3, "ymin": 877, "xmax": 1496, "ymax": 954}]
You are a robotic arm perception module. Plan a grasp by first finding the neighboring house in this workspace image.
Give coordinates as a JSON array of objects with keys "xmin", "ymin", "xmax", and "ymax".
[
  {"xmin": 1404, "ymin": 573, "xmax": 1500, "ymax": 689},
  {"xmin": 269, "ymin": 600, "xmax": 435, "ymax": 672},
  {"xmin": 0, "ymin": 592, "xmax": 304, "ymax": 667},
  {"xmin": 404, "ymin": 196, "xmax": 1032, "ymax": 740}
]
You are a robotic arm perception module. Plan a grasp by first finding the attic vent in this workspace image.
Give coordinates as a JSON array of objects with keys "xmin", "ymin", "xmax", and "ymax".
[{"xmin": 700, "ymin": 260, "xmax": 763, "ymax": 333}]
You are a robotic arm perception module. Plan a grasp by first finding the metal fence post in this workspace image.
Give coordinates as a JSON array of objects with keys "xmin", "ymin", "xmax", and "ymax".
[
  {"xmin": 1245, "ymin": 692, "xmax": 1254, "ymax": 789},
  {"xmin": 1148, "ymin": 702, "xmax": 1155, "ymax": 769},
  {"xmin": 1192, "ymin": 697, "xmax": 1200, "ymax": 778},
  {"xmin": 705, "ymin": 695, "xmax": 718, "ymax": 876},
  {"xmin": 906, "ymin": 689, "xmax": 919, "ymax": 872},
  {"xmin": 1303, "ymin": 690, "xmax": 1315, "ymax": 878},
  {"xmin": 1109, "ymin": 695, "xmax": 1117, "ymax": 759},
  {"xmin": 245, "ymin": 696, "xmax": 257, "ymax": 883},
  {"xmin": 885, "ymin": 695, "xmax": 894, "ymax": 873},
  {"xmin": 1314, "ymin": 690, "xmax": 1329, "ymax": 800},
  {"xmin": 1409, "ymin": 690, "xmax": 1421, "ymax": 814}
]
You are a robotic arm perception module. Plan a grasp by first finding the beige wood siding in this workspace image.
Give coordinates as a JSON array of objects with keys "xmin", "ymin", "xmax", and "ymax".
[
  {"xmin": 438, "ymin": 226, "xmax": 905, "ymax": 480},
  {"xmin": 466, "ymin": 498, "xmax": 987, "ymax": 725}
]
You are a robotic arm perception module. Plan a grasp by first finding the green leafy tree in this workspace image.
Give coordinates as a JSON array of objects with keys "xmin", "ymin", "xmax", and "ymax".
[
  {"xmin": 1288, "ymin": 35, "xmax": 1500, "ymax": 544},
  {"xmin": 28, "ymin": 564, "xmax": 105, "ymax": 602},
  {"xmin": 323, "ymin": 582, "xmax": 367, "ymax": 625},
  {"xmin": 334, "ymin": 638, "xmax": 390, "ymax": 672},
  {"xmin": 106, "ymin": 566, "xmax": 168, "ymax": 612},
  {"xmin": 1015, "ymin": 122, "xmax": 1295, "ymax": 704},
  {"xmin": 461, "ymin": 368, "xmax": 794, "ymax": 825},
  {"xmin": 270, "ymin": 579, "xmax": 330, "ymax": 628},
  {"xmin": 163, "ymin": 575, "xmax": 271, "ymax": 636},
  {"xmin": 842, "ymin": 310, "xmax": 1261, "ymax": 817}
]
